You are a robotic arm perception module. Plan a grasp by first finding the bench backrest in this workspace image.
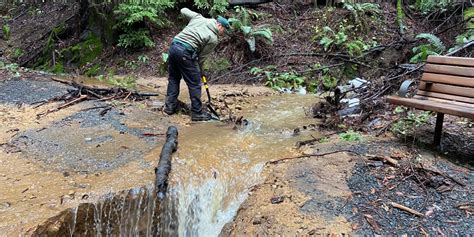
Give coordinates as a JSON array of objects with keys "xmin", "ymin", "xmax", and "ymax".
[{"xmin": 417, "ymin": 56, "xmax": 474, "ymax": 104}]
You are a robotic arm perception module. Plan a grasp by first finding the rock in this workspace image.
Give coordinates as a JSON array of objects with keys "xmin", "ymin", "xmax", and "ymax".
[{"xmin": 271, "ymin": 196, "xmax": 284, "ymax": 204}]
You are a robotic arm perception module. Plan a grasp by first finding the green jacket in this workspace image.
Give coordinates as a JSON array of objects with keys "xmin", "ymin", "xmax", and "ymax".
[{"xmin": 174, "ymin": 8, "xmax": 219, "ymax": 70}]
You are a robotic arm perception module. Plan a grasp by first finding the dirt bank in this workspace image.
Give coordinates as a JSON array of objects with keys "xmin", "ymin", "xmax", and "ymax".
[{"xmin": 221, "ymin": 135, "xmax": 474, "ymax": 236}]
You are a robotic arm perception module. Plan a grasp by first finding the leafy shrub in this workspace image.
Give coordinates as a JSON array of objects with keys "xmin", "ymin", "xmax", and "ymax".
[
  {"xmin": 410, "ymin": 33, "xmax": 445, "ymax": 63},
  {"xmin": 229, "ymin": 7, "xmax": 273, "ymax": 52},
  {"xmin": 251, "ymin": 67, "xmax": 304, "ymax": 91},
  {"xmin": 415, "ymin": 0, "xmax": 451, "ymax": 14},
  {"xmin": 315, "ymin": 26, "xmax": 372, "ymax": 56},
  {"xmin": 321, "ymin": 74, "xmax": 337, "ymax": 90},
  {"xmin": 2, "ymin": 24, "xmax": 10, "ymax": 40},
  {"xmin": 113, "ymin": 1, "xmax": 174, "ymax": 49}
]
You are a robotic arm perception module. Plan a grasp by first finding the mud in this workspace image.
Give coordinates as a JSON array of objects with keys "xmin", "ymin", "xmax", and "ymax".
[{"xmin": 0, "ymin": 73, "xmax": 275, "ymax": 235}]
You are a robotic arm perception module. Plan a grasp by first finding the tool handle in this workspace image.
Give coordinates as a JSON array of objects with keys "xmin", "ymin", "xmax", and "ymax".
[
  {"xmin": 201, "ymin": 75, "xmax": 209, "ymax": 89},
  {"xmin": 201, "ymin": 76, "xmax": 212, "ymax": 102}
]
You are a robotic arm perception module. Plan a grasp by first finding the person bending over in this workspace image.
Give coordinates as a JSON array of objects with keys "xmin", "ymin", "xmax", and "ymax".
[{"xmin": 164, "ymin": 8, "xmax": 230, "ymax": 121}]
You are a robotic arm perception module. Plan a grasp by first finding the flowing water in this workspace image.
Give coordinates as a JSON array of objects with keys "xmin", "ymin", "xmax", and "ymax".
[
  {"xmin": 32, "ymin": 94, "xmax": 318, "ymax": 236},
  {"xmin": 162, "ymin": 94, "xmax": 317, "ymax": 236}
]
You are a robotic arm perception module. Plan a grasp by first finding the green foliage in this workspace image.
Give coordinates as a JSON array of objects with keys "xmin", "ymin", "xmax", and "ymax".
[
  {"xmin": 125, "ymin": 60, "xmax": 139, "ymax": 70},
  {"xmin": 229, "ymin": 7, "xmax": 273, "ymax": 52},
  {"xmin": 0, "ymin": 61, "xmax": 20, "ymax": 77},
  {"xmin": 391, "ymin": 106, "xmax": 433, "ymax": 136},
  {"xmin": 138, "ymin": 55, "xmax": 149, "ymax": 64},
  {"xmin": 62, "ymin": 33, "xmax": 103, "ymax": 67},
  {"xmin": 414, "ymin": 0, "xmax": 450, "ymax": 14},
  {"xmin": 85, "ymin": 64, "xmax": 101, "ymax": 77},
  {"xmin": 314, "ymin": 26, "xmax": 371, "ymax": 56},
  {"xmin": 410, "ymin": 33, "xmax": 445, "ymax": 63},
  {"xmin": 339, "ymin": 129, "xmax": 362, "ymax": 142},
  {"xmin": 321, "ymin": 74, "xmax": 337, "ymax": 90},
  {"xmin": 343, "ymin": 3, "xmax": 380, "ymax": 28},
  {"xmin": 251, "ymin": 67, "xmax": 305, "ymax": 91},
  {"xmin": 193, "ymin": 0, "xmax": 228, "ymax": 16},
  {"xmin": 319, "ymin": 137, "xmax": 329, "ymax": 143},
  {"xmin": 2, "ymin": 24, "xmax": 10, "ymax": 40},
  {"xmin": 12, "ymin": 48, "xmax": 23, "ymax": 59},
  {"xmin": 448, "ymin": 8, "xmax": 474, "ymax": 53},
  {"xmin": 114, "ymin": 1, "xmax": 174, "ymax": 49}
]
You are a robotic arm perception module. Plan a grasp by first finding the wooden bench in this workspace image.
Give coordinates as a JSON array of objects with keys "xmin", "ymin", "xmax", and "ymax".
[{"xmin": 387, "ymin": 55, "xmax": 474, "ymax": 146}]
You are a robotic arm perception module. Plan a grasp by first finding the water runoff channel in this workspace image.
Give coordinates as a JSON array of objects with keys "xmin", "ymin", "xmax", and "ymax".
[{"xmin": 32, "ymin": 94, "xmax": 318, "ymax": 236}]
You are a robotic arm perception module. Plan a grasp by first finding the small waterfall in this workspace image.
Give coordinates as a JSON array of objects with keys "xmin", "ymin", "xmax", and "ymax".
[{"xmin": 32, "ymin": 186, "xmax": 159, "ymax": 236}]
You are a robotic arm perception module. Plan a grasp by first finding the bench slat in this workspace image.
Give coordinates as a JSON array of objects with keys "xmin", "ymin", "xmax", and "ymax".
[
  {"xmin": 387, "ymin": 96, "xmax": 474, "ymax": 119},
  {"xmin": 421, "ymin": 73, "xmax": 474, "ymax": 87},
  {"xmin": 419, "ymin": 81, "xmax": 474, "ymax": 98},
  {"xmin": 424, "ymin": 64, "xmax": 474, "ymax": 77},
  {"xmin": 417, "ymin": 90, "xmax": 474, "ymax": 104},
  {"xmin": 427, "ymin": 55, "xmax": 474, "ymax": 67},
  {"xmin": 413, "ymin": 95, "xmax": 474, "ymax": 107}
]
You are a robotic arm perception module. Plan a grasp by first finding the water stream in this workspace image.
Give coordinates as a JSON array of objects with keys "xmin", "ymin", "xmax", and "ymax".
[
  {"xmin": 163, "ymin": 94, "xmax": 317, "ymax": 236},
  {"xmin": 32, "ymin": 94, "xmax": 318, "ymax": 236}
]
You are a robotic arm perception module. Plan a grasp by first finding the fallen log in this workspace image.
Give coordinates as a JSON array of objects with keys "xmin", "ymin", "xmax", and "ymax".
[{"xmin": 155, "ymin": 126, "xmax": 178, "ymax": 200}]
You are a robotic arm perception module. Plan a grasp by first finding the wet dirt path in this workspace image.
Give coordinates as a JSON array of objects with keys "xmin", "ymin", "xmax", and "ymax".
[{"xmin": 1, "ymin": 75, "xmax": 321, "ymax": 235}]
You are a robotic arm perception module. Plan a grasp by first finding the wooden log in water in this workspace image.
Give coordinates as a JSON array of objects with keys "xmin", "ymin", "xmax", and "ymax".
[{"xmin": 155, "ymin": 126, "xmax": 178, "ymax": 199}]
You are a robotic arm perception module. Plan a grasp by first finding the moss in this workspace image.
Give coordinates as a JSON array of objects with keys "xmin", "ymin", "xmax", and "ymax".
[{"xmin": 61, "ymin": 33, "xmax": 103, "ymax": 67}]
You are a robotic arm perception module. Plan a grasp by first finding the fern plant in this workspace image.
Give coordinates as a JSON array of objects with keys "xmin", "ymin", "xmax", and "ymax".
[
  {"xmin": 415, "ymin": 0, "xmax": 450, "ymax": 14},
  {"xmin": 229, "ymin": 7, "xmax": 273, "ymax": 52},
  {"xmin": 113, "ymin": 1, "xmax": 174, "ymax": 49},
  {"xmin": 193, "ymin": 0, "xmax": 228, "ymax": 16},
  {"xmin": 343, "ymin": 3, "xmax": 380, "ymax": 28},
  {"xmin": 410, "ymin": 33, "xmax": 445, "ymax": 63}
]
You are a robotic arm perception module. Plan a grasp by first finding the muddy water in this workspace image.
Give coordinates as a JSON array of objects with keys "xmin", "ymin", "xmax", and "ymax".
[
  {"xmin": 26, "ymin": 93, "xmax": 317, "ymax": 236},
  {"xmin": 165, "ymin": 94, "xmax": 317, "ymax": 236}
]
